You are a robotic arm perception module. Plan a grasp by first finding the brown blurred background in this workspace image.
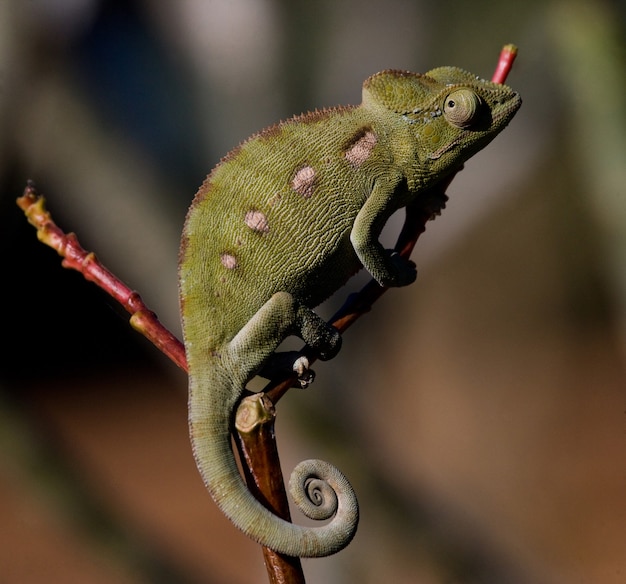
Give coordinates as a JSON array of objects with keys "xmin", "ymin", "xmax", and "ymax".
[{"xmin": 2, "ymin": 0, "xmax": 625, "ymax": 582}]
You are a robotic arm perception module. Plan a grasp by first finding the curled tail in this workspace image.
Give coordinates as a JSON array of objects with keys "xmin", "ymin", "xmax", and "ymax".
[
  {"xmin": 188, "ymin": 359, "xmax": 359, "ymax": 557},
  {"xmin": 185, "ymin": 292, "xmax": 359, "ymax": 558}
]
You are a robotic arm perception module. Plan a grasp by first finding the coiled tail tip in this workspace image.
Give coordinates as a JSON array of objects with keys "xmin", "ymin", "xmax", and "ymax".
[{"xmin": 287, "ymin": 458, "xmax": 359, "ymax": 557}]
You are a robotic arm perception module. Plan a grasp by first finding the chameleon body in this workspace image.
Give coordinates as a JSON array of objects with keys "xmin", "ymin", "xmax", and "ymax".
[{"xmin": 179, "ymin": 67, "xmax": 521, "ymax": 557}]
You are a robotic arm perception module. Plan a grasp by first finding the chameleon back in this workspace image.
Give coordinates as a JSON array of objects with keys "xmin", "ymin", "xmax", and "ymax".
[{"xmin": 181, "ymin": 105, "xmax": 388, "ymax": 351}]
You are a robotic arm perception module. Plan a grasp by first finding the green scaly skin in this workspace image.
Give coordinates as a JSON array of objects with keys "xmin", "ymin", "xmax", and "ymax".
[{"xmin": 178, "ymin": 67, "xmax": 521, "ymax": 557}]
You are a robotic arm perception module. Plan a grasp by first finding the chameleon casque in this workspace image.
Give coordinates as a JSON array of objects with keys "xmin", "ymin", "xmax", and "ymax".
[{"xmin": 179, "ymin": 66, "xmax": 521, "ymax": 557}]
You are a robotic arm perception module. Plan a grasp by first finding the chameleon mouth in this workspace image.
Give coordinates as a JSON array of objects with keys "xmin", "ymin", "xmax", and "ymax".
[{"xmin": 493, "ymin": 91, "xmax": 522, "ymax": 125}]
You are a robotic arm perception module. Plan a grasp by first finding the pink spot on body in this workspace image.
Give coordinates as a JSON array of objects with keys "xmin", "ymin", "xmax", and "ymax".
[
  {"xmin": 291, "ymin": 165, "xmax": 317, "ymax": 198},
  {"xmin": 220, "ymin": 253, "xmax": 238, "ymax": 269},
  {"xmin": 244, "ymin": 210, "xmax": 270, "ymax": 233},
  {"xmin": 345, "ymin": 130, "xmax": 377, "ymax": 167}
]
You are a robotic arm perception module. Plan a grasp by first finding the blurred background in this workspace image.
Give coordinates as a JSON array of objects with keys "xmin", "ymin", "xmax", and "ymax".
[{"xmin": 2, "ymin": 0, "xmax": 625, "ymax": 582}]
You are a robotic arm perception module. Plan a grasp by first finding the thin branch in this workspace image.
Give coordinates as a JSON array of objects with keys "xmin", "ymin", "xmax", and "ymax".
[
  {"xmin": 16, "ymin": 45, "xmax": 518, "ymax": 584},
  {"xmin": 492, "ymin": 44, "xmax": 518, "ymax": 85},
  {"xmin": 16, "ymin": 182, "xmax": 188, "ymax": 371}
]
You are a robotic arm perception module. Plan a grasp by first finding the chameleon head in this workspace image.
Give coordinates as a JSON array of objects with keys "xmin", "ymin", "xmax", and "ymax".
[{"xmin": 362, "ymin": 67, "xmax": 521, "ymax": 186}]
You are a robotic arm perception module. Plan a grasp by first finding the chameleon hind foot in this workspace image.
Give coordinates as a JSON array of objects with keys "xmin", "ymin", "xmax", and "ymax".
[
  {"xmin": 292, "ymin": 355, "xmax": 315, "ymax": 388},
  {"xmin": 259, "ymin": 351, "xmax": 315, "ymax": 388}
]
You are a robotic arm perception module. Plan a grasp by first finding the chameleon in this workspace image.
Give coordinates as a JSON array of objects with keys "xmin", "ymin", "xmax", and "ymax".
[{"xmin": 178, "ymin": 66, "xmax": 521, "ymax": 557}]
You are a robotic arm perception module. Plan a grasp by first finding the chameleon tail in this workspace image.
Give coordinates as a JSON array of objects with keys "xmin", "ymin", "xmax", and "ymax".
[{"xmin": 188, "ymin": 361, "xmax": 359, "ymax": 557}]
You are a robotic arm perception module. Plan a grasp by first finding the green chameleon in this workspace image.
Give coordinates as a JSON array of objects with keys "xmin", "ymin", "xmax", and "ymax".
[{"xmin": 178, "ymin": 66, "xmax": 521, "ymax": 557}]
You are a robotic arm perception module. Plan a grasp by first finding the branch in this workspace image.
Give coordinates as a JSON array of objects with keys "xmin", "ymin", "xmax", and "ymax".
[
  {"xmin": 16, "ymin": 182, "xmax": 188, "ymax": 371},
  {"xmin": 16, "ymin": 45, "xmax": 518, "ymax": 583},
  {"xmin": 492, "ymin": 44, "xmax": 518, "ymax": 85}
]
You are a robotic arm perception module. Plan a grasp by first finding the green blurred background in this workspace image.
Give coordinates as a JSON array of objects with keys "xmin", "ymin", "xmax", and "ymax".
[{"xmin": 1, "ymin": 0, "xmax": 625, "ymax": 582}]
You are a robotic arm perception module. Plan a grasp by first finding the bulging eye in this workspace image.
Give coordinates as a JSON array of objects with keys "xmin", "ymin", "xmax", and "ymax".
[{"xmin": 443, "ymin": 89, "xmax": 482, "ymax": 128}]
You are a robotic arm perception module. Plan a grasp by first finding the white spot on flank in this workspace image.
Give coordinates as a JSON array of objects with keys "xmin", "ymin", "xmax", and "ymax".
[
  {"xmin": 345, "ymin": 130, "xmax": 377, "ymax": 167},
  {"xmin": 244, "ymin": 210, "xmax": 269, "ymax": 233},
  {"xmin": 220, "ymin": 253, "xmax": 238, "ymax": 269},
  {"xmin": 291, "ymin": 165, "xmax": 316, "ymax": 198}
]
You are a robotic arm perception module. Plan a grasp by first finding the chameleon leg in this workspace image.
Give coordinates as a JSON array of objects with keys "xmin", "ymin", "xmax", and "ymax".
[
  {"xmin": 293, "ymin": 302, "xmax": 342, "ymax": 361},
  {"xmin": 228, "ymin": 291, "xmax": 341, "ymax": 380},
  {"xmin": 351, "ymin": 176, "xmax": 417, "ymax": 287}
]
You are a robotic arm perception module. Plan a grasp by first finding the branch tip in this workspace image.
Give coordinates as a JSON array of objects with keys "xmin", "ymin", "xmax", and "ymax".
[{"xmin": 492, "ymin": 44, "xmax": 518, "ymax": 84}]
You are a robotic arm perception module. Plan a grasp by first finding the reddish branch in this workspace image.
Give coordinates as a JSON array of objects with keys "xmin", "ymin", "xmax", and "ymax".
[
  {"xmin": 492, "ymin": 44, "xmax": 518, "ymax": 85},
  {"xmin": 17, "ymin": 45, "xmax": 517, "ymax": 583},
  {"xmin": 16, "ymin": 183, "xmax": 187, "ymax": 371}
]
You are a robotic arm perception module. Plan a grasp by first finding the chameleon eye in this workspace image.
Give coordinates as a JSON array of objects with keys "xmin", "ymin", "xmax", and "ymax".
[{"xmin": 443, "ymin": 89, "xmax": 482, "ymax": 128}]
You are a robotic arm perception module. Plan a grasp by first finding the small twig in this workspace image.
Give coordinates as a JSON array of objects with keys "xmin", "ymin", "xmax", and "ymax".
[
  {"xmin": 16, "ymin": 182, "xmax": 188, "ymax": 371},
  {"xmin": 492, "ymin": 44, "xmax": 518, "ymax": 85}
]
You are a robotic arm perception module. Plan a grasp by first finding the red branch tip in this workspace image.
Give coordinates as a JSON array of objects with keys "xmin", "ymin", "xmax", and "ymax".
[{"xmin": 491, "ymin": 44, "xmax": 518, "ymax": 85}]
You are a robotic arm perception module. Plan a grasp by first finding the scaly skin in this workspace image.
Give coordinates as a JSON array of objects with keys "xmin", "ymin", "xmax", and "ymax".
[{"xmin": 178, "ymin": 67, "xmax": 521, "ymax": 557}]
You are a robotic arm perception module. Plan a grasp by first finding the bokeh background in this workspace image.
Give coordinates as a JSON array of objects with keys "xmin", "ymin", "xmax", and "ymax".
[{"xmin": 2, "ymin": 0, "xmax": 625, "ymax": 582}]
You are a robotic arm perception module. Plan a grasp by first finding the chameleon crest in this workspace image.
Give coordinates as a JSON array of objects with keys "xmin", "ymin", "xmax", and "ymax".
[{"xmin": 179, "ymin": 66, "xmax": 520, "ymax": 557}]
